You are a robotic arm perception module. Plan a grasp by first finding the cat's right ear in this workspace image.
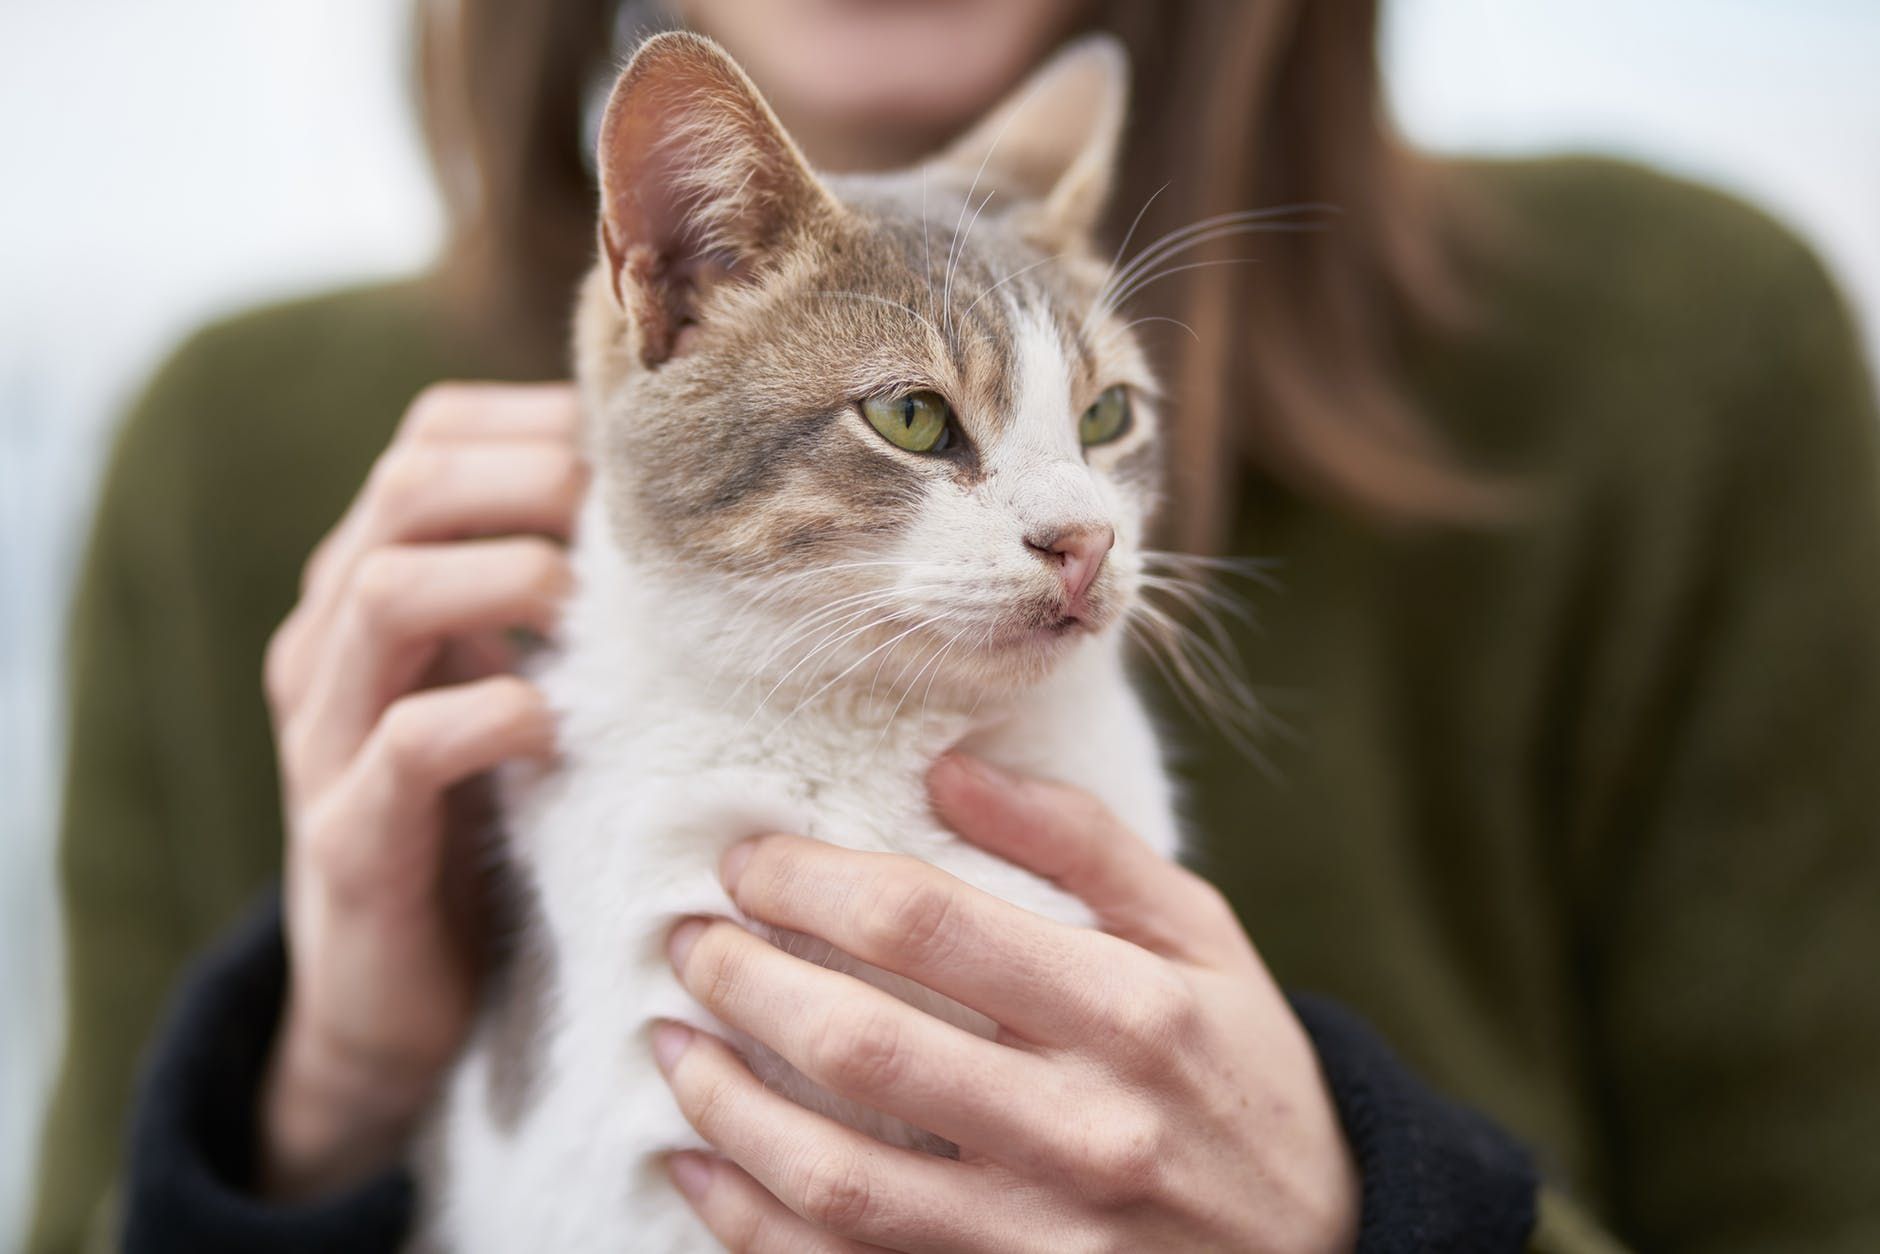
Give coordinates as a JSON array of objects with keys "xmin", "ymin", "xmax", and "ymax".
[
  {"xmin": 931, "ymin": 35, "xmax": 1128, "ymax": 250},
  {"xmin": 597, "ymin": 32, "xmax": 837, "ymax": 366}
]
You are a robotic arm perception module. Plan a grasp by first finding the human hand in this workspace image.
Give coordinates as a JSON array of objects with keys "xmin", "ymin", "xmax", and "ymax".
[
  {"xmin": 655, "ymin": 754, "xmax": 1359, "ymax": 1252},
  {"xmin": 259, "ymin": 383, "xmax": 584, "ymax": 1200}
]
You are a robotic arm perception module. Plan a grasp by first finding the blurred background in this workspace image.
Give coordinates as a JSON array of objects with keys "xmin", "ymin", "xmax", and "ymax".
[{"xmin": 1, "ymin": 0, "xmax": 1875, "ymax": 1242}]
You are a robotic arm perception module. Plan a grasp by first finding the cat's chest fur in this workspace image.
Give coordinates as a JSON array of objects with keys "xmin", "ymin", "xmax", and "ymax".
[{"xmin": 413, "ymin": 542, "xmax": 1179, "ymax": 1254}]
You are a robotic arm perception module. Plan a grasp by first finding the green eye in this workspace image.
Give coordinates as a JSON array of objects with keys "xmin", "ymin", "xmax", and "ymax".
[
  {"xmin": 1079, "ymin": 386, "xmax": 1132, "ymax": 447},
  {"xmin": 862, "ymin": 391, "xmax": 954, "ymax": 453}
]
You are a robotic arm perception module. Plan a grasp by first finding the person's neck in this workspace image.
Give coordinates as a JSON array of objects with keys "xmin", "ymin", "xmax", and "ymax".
[{"xmin": 774, "ymin": 105, "xmax": 951, "ymax": 175}]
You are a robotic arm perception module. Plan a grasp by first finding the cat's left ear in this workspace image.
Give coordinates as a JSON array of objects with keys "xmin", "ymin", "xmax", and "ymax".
[
  {"xmin": 596, "ymin": 32, "xmax": 838, "ymax": 366},
  {"xmin": 931, "ymin": 34, "xmax": 1128, "ymax": 249}
]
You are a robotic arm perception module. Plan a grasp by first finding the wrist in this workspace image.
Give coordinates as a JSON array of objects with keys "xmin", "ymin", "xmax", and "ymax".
[
  {"xmin": 260, "ymin": 1005, "xmax": 437, "ymax": 1202},
  {"xmin": 1311, "ymin": 1131, "xmax": 1361, "ymax": 1254},
  {"xmin": 1289, "ymin": 1038, "xmax": 1362, "ymax": 1254}
]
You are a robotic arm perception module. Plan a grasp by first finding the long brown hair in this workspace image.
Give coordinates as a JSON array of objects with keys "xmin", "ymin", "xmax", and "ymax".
[{"xmin": 418, "ymin": 0, "xmax": 1488, "ymax": 551}]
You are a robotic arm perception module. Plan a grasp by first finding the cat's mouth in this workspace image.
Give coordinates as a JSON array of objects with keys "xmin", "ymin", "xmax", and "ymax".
[
  {"xmin": 997, "ymin": 601, "xmax": 1110, "ymax": 651},
  {"xmin": 1043, "ymin": 612, "xmax": 1087, "ymax": 636}
]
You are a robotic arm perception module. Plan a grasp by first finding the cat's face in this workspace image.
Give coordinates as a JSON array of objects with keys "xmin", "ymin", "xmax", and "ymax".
[{"xmin": 576, "ymin": 33, "xmax": 1157, "ymax": 697}]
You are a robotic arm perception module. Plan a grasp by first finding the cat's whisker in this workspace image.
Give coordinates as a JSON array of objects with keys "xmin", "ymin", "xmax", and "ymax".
[
  {"xmin": 865, "ymin": 603, "xmax": 955, "ymax": 704},
  {"xmin": 723, "ymin": 598, "xmax": 900, "ymax": 693},
  {"xmin": 1142, "ymin": 549, "xmax": 1282, "ymax": 573},
  {"xmin": 873, "ymin": 612, "xmax": 959, "ymax": 707},
  {"xmin": 1155, "ymin": 619, "xmax": 1264, "ymax": 740},
  {"xmin": 914, "ymin": 624, "xmax": 974, "ymax": 741},
  {"xmin": 709, "ymin": 586, "xmax": 902, "ymax": 680},
  {"xmin": 735, "ymin": 576, "xmax": 926, "ymax": 624},
  {"xmin": 710, "ymin": 570, "xmax": 969, "ymax": 690},
  {"xmin": 1091, "ymin": 257, "xmax": 1263, "ymax": 328},
  {"xmin": 871, "ymin": 620, "xmax": 974, "ymax": 756},
  {"xmin": 1125, "ymin": 615, "xmax": 1212, "ymax": 731},
  {"xmin": 804, "ymin": 290, "xmax": 944, "ymax": 344},
  {"xmin": 739, "ymin": 603, "xmax": 919, "ymax": 725},
  {"xmin": 944, "ymin": 188, "xmax": 997, "ymax": 338},
  {"xmin": 719, "ymin": 589, "xmax": 884, "ymax": 650},
  {"xmin": 746, "ymin": 556, "xmax": 932, "ymax": 583},
  {"xmin": 865, "ymin": 632, "xmax": 901, "ymax": 704},
  {"xmin": 726, "ymin": 585, "xmax": 957, "ymax": 698},
  {"xmin": 1128, "ymin": 582, "xmax": 1248, "ymax": 676},
  {"xmin": 747, "ymin": 573, "xmax": 961, "ymax": 631},
  {"xmin": 854, "ymin": 595, "xmax": 981, "ymax": 698},
  {"xmin": 1125, "ymin": 615, "xmax": 1237, "ymax": 756},
  {"xmin": 1126, "ymin": 597, "xmax": 1274, "ymax": 771},
  {"xmin": 768, "ymin": 610, "xmax": 959, "ymax": 737},
  {"xmin": 1122, "ymin": 315, "xmax": 1200, "ymax": 344},
  {"xmin": 959, "ymin": 252, "xmax": 1062, "ymax": 325},
  {"xmin": 723, "ymin": 559, "xmax": 936, "ymax": 613},
  {"xmin": 1099, "ymin": 207, "xmax": 1302, "ymax": 293},
  {"xmin": 1150, "ymin": 591, "xmax": 1251, "ymax": 701},
  {"xmin": 754, "ymin": 585, "xmax": 956, "ymax": 666},
  {"xmin": 949, "ymin": 618, "xmax": 999, "ymax": 722},
  {"xmin": 1097, "ymin": 223, "xmax": 1309, "ymax": 313},
  {"xmin": 1094, "ymin": 203, "xmax": 1333, "ymax": 311},
  {"xmin": 1136, "ymin": 560, "xmax": 1262, "ymax": 609},
  {"xmin": 1142, "ymin": 549, "xmax": 1283, "ymax": 594},
  {"xmin": 1139, "ymin": 573, "xmax": 1254, "ymax": 631},
  {"xmin": 1087, "ymin": 214, "xmax": 1331, "ymax": 329},
  {"xmin": 1100, "ymin": 181, "xmax": 1170, "ymax": 304},
  {"xmin": 1131, "ymin": 613, "xmax": 1270, "ymax": 771},
  {"xmin": 945, "ymin": 74, "xmax": 1038, "ymax": 337},
  {"xmin": 1141, "ymin": 549, "xmax": 1277, "ymax": 569},
  {"xmin": 921, "ymin": 166, "xmax": 939, "ymax": 327},
  {"xmin": 1094, "ymin": 216, "xmax": 1324, "ymax": 312},
  {"xmin": 741, "ymin": 615, "xmax": 905, "ymax": 731}
]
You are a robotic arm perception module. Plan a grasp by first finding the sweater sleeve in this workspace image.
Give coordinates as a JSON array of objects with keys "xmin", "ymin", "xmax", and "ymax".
[
  {"xmin": 1571, "ymin": 231, "xmax": 1880, "ymax": 1250},
  {"xmin": 120, "ymin": 891, "xmax": 414, "ymax": 1254},
  {"xmin": 1293, "ymin": 995, "xmax": 1538, "ymax": 1252},
  {"xmin": 123, "ymin": 899, "xmax": 1534, "ymax": 1253},
  {"xmin": 27, "ymin": 323, "xmax": 307, "ymax": 1253}
]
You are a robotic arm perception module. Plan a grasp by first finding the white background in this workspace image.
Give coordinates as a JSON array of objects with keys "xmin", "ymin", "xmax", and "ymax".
[{"xmin": 3, "ymin": 0, "xmax": 1877, "ymax": 1241}]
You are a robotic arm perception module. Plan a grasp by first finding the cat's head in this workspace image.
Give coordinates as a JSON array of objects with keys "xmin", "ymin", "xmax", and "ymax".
[{"xmin": 575, "ymin": 31, "xmax": 1159, "ymax": 699}]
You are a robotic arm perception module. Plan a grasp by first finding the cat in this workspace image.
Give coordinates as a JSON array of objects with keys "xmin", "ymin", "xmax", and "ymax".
[{"xmin": 413, "ymin": 29, "xmax": 1181, "ymax": 1253}]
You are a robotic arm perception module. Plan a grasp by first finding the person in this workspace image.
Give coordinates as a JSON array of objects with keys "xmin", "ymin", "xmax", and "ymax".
[{"xmin": 29, "ymin": 0, "xmax": 1880, "ymax": 1250}]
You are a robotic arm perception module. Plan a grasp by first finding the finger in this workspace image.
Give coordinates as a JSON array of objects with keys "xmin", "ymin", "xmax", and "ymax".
[
  {"xmin": 668, "ymin": 1154, "xmax": 882, "ymax": 1254},
  {"xmin": 282, "ymin": 540, "xmax": 569, "ymax": 789},
  {"xmin": 304, "ymin": 385, "xmax": 579, "ymax": 602},
  {"xmin": 306, "ymin": 441, "xmax": 585, "ymax": 606},
  {"xmin": 721, "ymin": 836, "xmax": 1143, "ymax": 1048},
  {"xmin": 299, "ymin": 676, "xmax": 552, "ymax": 905},
  {"xmin": 274, "ymin": 537, "xmax": 561, "ymax": 718},
  {"xmin": 668, "ymin": 918, "xmax": 1067, "ymax": 1161},
  {"xmin": 653, "ymin": 1023, "xmax": 1002, "ymax": 1252},
  {"xmin": 928, "ymin": 755, "xmax": 1244, "ymax": 964},
  {"xmin": 398, "ymin": 381, "xmax": 580, "ymax": 444}
]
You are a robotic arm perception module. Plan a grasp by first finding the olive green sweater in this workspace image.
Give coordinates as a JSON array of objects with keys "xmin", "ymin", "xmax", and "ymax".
[{"xmin": 31, "ymin": 158, "xmax": 1880, "ymax": 1252}]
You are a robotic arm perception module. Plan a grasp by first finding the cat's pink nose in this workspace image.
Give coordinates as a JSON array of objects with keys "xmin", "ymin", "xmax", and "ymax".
[{"xmin": 1027, "ymin": 524, "xmax": 1115, "ymax": 611}]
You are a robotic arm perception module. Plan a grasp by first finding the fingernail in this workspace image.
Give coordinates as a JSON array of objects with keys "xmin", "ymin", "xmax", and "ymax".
[
  {"xmin": 719, "ymin": 840, "xmax": 755, "ymax": 894},
  {"xmin": 667, "ymin": 919, "xmax": 707, "ymax": 970},
  {"xmin": 668, "ymin": 1151, "xmax": 713, "ymax": 1200},
  {"xmin": 652, "ymin": 1021, "xmax": 693, "ymax": 1073}
]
